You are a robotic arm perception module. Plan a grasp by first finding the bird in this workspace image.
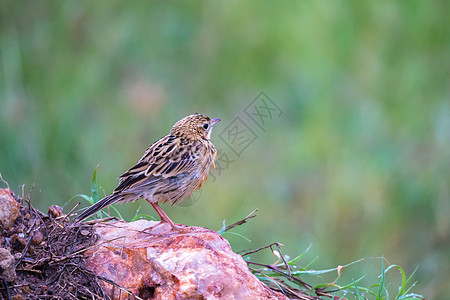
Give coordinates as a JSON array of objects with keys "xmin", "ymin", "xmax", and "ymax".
[{"xmin": 75, "ymin": 113, "xmax": 221, "ymax": 230}]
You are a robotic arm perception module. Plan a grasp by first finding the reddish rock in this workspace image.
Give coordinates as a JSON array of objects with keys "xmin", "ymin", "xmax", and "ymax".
[
  {"xmin": 85, "ymin": 220, "xmax": 287, "ymax": 300},
  {"xmin": 0, "ymin": 188, "xmax": 20, "ymax": 230}
]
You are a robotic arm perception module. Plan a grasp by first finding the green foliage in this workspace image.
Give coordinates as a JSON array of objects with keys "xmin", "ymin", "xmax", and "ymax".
[
  {"xmin": 131, "ymin": 206, "xmax": 156, "ymax": 222},
  {"xmin": 246, "ymin": 245, "xmax": 423, "ymax": 300},
  {"xmin": 90, "ymin": 165, "xmax": 100, "ymax": 204},
  {"xmin": 70, "ymin": 166, "xmax": 123, "ymax": 220},
  {"xmin": 218, "ymin": 219, "xmax": 252, "ymax": 242}
]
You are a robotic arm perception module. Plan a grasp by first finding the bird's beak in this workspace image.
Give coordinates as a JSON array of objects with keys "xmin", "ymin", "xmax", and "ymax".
[{"xmin": 211, "ymin": 118, "xmax": 221, "ymax": 126}]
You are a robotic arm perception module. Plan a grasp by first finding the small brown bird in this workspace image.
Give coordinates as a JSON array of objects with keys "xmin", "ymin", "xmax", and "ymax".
[{"xmin": 75, "ymin": 114, "xmax": 220, "ymax": 229}]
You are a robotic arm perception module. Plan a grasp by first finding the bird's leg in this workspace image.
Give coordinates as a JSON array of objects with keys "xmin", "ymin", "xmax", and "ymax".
[
  {"xmin": 149, "ymin": 202, "xmax": 176, "ymax": 229},
  {"xmin": 143, "ymin": 199, "xmax": 184, "ymax": 231}
]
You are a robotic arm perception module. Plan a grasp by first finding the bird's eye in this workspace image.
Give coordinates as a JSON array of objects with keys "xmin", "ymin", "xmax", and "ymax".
[{"xmin": 203, "ymin": 124, "xmax": 209, "ymax": 130}]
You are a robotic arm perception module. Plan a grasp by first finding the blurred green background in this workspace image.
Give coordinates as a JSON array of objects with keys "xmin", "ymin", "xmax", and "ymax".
[{"xmin": 1, "ymin": 1, "xmax": 449, "ymax": 298}]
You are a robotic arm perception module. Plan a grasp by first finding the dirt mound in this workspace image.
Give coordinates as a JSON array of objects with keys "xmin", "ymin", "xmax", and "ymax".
[{"xmin": 0, "ymin": 189, "xmax": 105, "ymax": 299}]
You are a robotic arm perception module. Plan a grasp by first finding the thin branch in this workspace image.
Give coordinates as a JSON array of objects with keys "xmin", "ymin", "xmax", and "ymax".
[
  {"xmin": 20, "ymin": 184, "xmax": 25, "ymax": 205},
  {"xmin": 1, "ymin": 278, "xmax": 11, "ymax": 300},
  {"xmin": 24, "ymin": 184, "xmax": 36, "ymax": 208},
  {"xmin": 239, "ymin": 241, "xmax": 279, "ymax": 256},
  {"xmin": 61, "ymin": 202, "xmax": 81, "ymax": 222},
  {"xmin": 15, "ymin": 268, "xmax": 42, "ymax": 275},
  {"xmin": 275, "ymin": 242, "xmax": 292, "ymax": 280},
  {"xmin": 84, "ymin": 216, "xmax": 119, "ymax": 225},
  {"xmin": 0, "ymin": 173, "xmax": 10, "ymax": 190},
  {"xmin": 246, "ymin": 261, "xmax": 312, "ymax": 290},
  {"xmin": 85, "ymin": 271, "xmax": 143, "ymax": 300},
  {"xmin": 249, "ymin": 267, "xmax": 315, "ymax": 300},
  {"xmin": 248, "ymin": 260, "xmax": 346, "ymax": 300},
  {"xmin": 57, "ymin": 235, "xmax": 127, "ymax": 260},
  {"xmin": 225, "ymin": 208, "xmax": 258, "ymax": 232},
  {"xmin": 15, "ymin": 229, "xmax": 38, "ymax": 267}
]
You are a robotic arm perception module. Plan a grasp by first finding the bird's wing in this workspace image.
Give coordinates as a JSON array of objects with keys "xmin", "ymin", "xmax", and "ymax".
[{"xmin": 114, "ymin": 135, "xmax": 202, "ymax": 193}]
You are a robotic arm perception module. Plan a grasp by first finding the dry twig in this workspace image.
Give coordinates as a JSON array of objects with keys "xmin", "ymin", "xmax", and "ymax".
[{"xmin": 224, "ymin": 208, "xmax": 258, "ymax": 232}]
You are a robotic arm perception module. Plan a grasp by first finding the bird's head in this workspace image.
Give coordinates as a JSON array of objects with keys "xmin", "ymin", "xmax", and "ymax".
[{"xmin": 170, "ymin": 114, "xmax": 221, "ymax": 140}]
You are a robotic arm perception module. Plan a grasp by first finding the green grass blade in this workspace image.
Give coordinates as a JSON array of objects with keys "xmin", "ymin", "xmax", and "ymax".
[
  {"xmin": 300, "ymin": 256, "xmax": 319, "ymax": 270},
  {"xmin": 376, "ymin": 256, "xmax": 385, "ymax": 300},
  {"xmin": 72, "ymin": 194, "xmax": 94, "ymax": 204},
  {"xmin": 398, "ymin": 266, "xmax": 407, "ymax": 296},
  {"xmin": 109, "ymin": 205, "xmax": 123, "ymax": 220},
  {"xmin": 222, "ymin": 231, "xmax": 251, "ymax": 242},
  {"xmin": 91, "ymin": 165, "xmax": 99, "ymax": 203},
  {"xmin": 397, "ymin": 293, "xmax": 424, "ymax": 300},
  {"xmin": 132, "ymin": 206, "xmax": 156, "ymax": 221},
  {"xmin": 338, "ymin": 275, "xmax": 365, "ymax": 290},
  {"xmin": 401, "ymin": 267, "xmax": 418, "ymax": 296},
  {"xmin": 292, "ymin": 258, "xmax": 364, "ymax": 276},
  {"xmin": 288, "ymin": 243, "xmax": 312, "ymax": 265},
  {"xmin": 386, "ymin": 265, "xmax": 420, "ymax": 299},
  {"xmin": 131, "ymin": 206, "xmax": 142, "ymax": 221},
  {"xmin": 217, "ymin": 219, "xmax": 226, "ymax": 235},
  {"xmin": 402, "ymin": 281, "xmax": 418, "ymax": 297},
  {"xmin": 258, "ymin": 277, "xmax": 287, "ymax": 297},
  {"xmin": 353, "ymin": 279, "xmax": 365, "ymax": 300},
  {"xmin": 133, "ymin": 214, "xmax": 156, "ymax": 221}
]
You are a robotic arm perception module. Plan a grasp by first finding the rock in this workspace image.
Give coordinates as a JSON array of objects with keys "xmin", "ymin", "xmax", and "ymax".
[
  {"xmin": 85, "ymin": 220, "xmax": 287, "ymax": 300},
  {"xmin": 0, "ymin": 248, "xmax": 16, "ymax": 282},
  {"xmin": 0, "ymin": 188, "xmax": 20, "ymax": 230}
]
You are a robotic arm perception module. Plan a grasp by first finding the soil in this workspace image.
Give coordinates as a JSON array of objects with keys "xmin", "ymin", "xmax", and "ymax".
[{"xmin": 0, "ymin": 192, "xmax": 106, "ymax": 299}]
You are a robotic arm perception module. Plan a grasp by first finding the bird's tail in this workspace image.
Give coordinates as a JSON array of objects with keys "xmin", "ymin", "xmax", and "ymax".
[{"xmin": 75, "ymin": 193, "xmax": 122, "ymax": 221}]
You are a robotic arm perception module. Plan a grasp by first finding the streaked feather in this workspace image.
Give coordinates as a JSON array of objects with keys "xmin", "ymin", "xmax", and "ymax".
[{"xmin": 75, "ymin": 114, "xmax": 219, "ymax": 222}]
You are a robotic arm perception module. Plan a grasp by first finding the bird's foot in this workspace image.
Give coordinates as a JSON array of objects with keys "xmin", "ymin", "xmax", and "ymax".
[{"xmin": 143, "ymin": 220, "xmax": 187, "ymax": 235}]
